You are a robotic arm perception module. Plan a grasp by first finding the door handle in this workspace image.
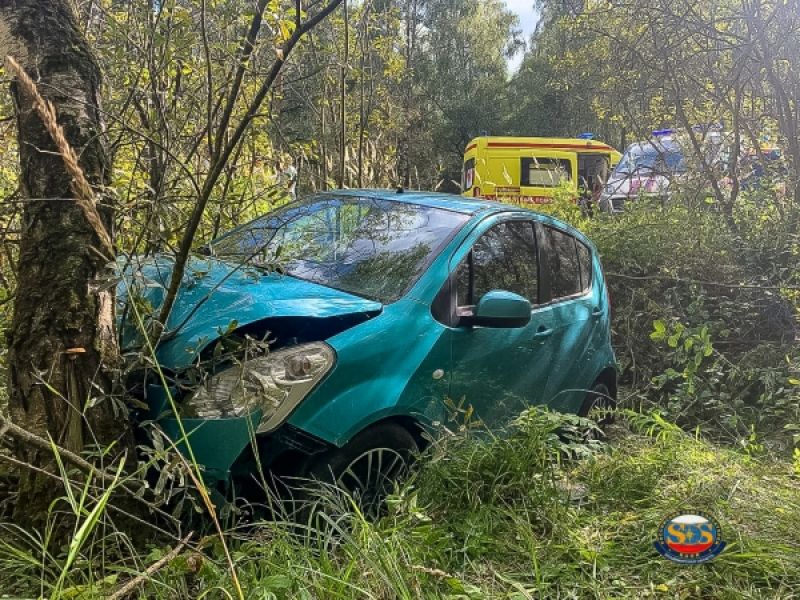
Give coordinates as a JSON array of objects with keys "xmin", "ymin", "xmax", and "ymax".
[{"xmin": 533, "ymin": 326, "xmax": 553, "ymax": 339}]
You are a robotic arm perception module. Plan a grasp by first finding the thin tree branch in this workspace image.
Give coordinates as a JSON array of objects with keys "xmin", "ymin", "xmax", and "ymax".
[
  {"xmin": 0, "ymin": 414, "xmax": 182, "ymax": 527},
  {"xmin": 156, "ymin": 0, "xmax": 345, "ymax": 328},
  {"xmin": 212, "ymin": 0, "xmax": 270, "ymax": 162}
]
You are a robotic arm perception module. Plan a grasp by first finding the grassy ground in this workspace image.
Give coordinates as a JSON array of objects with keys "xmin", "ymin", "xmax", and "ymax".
[{"xmin": 0, "ymin": 409, "xmax": 797, "ymax": 599}]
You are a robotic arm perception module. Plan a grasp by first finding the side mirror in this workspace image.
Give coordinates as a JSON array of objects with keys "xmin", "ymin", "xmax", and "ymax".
[{"xmin": 462, "ymin": 290, "xmax": 532, "ymax": 328}]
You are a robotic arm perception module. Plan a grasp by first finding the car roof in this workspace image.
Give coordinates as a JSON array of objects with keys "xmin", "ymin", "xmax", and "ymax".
[{"xmin": 326, "ymin": 188, "xmax": 522, "ymax": 216}]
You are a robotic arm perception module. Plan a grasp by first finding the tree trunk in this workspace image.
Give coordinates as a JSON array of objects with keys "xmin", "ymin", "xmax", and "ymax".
[
  {"xmin": 0, "ymin": 0, "xmax": 130, "ymax": 531},
  {"xmin": 338, "ymin": 0, "xmax": 348, "ymax": 189}
]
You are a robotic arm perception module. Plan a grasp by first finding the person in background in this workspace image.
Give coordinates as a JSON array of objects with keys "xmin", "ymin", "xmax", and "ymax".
[
  {"xmin": 590, "ymin": 156, "xmax": 610, "ymax": 201},
  {"xmin": 275, "ymin": 154, "xmax": 298, "ymax": 200}
]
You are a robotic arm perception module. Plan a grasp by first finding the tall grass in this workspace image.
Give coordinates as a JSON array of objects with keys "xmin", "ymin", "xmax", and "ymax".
[{"xmin": 0, "ymin": 409, "xmax": 797, "ymax": 598}]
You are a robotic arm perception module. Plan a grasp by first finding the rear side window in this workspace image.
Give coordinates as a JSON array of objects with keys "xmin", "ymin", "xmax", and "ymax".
[
  {"xmin": 543, "ymin": 226, "xmax": 581, "ymax": 299},
  {"xmin": 577, "ymin": 240, "xmax": 592, "ymax": 291}
]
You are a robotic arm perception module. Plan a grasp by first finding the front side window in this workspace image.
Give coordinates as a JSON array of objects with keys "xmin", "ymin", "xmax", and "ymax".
[
  {"xmin": 521, "ymin": 157, "xmax": 572, "ymax": 187},
  {"xmin": 542, "ymin": 226, "xmax": 582, "ymax": 299},
  {"xmin": 209, "ymin": 196, "xmax": 470, "ymax": 303},
  {"xmin": 457, "ymin": 221, "xmax": 538, "ymax": 309}
]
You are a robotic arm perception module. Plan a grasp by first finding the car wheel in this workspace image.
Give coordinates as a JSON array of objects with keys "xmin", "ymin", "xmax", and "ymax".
[
  {"xmin": 308, "ymin": 422, "xmax": 418, "ymax": 519},
  {"xmin": 579, "ymin": 381, "xmax": 616, "ymax": 438}
]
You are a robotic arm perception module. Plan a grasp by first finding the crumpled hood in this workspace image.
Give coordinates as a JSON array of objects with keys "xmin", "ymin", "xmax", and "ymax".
[{"xmin": 117, "ymin": 255, "xmax": 382, "ymax": 370}]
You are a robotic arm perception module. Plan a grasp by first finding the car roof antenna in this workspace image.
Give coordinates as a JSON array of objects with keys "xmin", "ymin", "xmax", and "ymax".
[{"xmin": 396, "ymin": 186, "xmax": 404, "ymax": 193}]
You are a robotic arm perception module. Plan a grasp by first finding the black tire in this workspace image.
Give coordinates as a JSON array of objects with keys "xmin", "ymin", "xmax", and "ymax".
[
  {"xmin": 307, "ymin": 422, "xmax": 418, "ymax": 519},
  {"xmin": 579, "ymin": 381, "xmax": 616, "ymax": 438}
]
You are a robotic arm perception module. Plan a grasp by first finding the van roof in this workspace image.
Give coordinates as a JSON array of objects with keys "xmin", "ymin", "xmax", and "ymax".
[{"xmin": 465, "ymin": 135, "xmax": 618, "ymax": 154}]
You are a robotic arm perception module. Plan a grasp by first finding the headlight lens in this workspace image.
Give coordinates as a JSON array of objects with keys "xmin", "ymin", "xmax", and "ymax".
[{"xmin": 180, "ymin": 342, "xmax": 335, "ymax": 433}]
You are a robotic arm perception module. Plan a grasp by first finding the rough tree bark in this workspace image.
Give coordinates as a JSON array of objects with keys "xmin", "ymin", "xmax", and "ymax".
[{"xmin": 0, "ymin": 0, "xmax": 130, "ymax": 530}]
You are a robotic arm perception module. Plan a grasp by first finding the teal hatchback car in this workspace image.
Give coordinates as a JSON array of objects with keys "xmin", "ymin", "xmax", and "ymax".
[{"xmin": 121, "ymin": 190, "xmax": 615, "ymax": 505}]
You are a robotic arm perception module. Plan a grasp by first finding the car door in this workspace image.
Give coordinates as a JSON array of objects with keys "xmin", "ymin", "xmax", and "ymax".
[
  {"xmin": 445, "ymin": 218, "xmax": 558, "ymax": 429},
  {"xmin": 536, "ymin": 223, "xmax": 600, "ymax": 413}
]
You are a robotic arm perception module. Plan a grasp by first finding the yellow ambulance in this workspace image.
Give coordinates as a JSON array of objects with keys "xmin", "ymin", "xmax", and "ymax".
[{"xmin": 462, "ymin": 135, "xmax": 622, "ymax": 205}]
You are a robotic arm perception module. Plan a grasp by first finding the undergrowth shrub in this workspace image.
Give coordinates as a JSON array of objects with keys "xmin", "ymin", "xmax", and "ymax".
[{"xmin": 577, "ymin": 203, "xmax": 799, "ymax": 449}]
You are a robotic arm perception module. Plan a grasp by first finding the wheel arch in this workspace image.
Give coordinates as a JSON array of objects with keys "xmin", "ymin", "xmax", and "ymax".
[
  {"xmin": 346, "ymin": 414, "xmax": 430, "ymax": 452},
  {"xmin": 594, "ymin": 366, "xmax": 618, "ymax": 402}
]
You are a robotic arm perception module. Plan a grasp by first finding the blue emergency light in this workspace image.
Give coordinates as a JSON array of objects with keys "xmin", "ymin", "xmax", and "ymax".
[
  {"xmin": 577, "ymin": 132, "xmax": 594, "ymax": 140},
  {"xmin": 652, "ymin": 128, "xmax": 674, "ymax": 137}
]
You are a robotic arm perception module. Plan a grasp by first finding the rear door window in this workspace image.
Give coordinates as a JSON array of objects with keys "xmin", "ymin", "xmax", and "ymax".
[{"xmin": 576, "ymin": 240, "xmax": 592, "ymax": 292}]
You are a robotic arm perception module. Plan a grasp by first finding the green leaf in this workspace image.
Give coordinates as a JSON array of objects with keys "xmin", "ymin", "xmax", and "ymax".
[{"xmin": 650, "ymin": 320, "xmax": 667, "ymax": 341}]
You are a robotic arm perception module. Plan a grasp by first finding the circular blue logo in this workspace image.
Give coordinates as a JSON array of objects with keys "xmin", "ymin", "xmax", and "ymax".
[{"xmin": 654, "ymin": 512, "xmax": 725, "ymax": 564}]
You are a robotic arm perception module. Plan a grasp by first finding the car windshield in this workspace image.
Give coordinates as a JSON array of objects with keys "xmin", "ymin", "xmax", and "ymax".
[
  {"xmin": 208, "ymin": 195, "xmax": 470, "ymax": 303},
  {"xmin": 615, "ymin": 141, "xmax": 686, "ymax": 175}
]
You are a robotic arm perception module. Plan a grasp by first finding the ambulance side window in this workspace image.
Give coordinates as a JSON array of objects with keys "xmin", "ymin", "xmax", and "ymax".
[
  {"xmin": 521, "ymin": 157, "xmax": 572, "ymax": 187},
  {"xmin": 463, "ymin": 158, "xmax": 475, "ymax": 191}
]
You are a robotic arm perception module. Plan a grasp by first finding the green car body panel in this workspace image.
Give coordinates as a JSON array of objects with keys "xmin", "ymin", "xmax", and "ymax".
[{"xmin": 120, "ymin": 190, "xmax": 616, "ymax": 484}]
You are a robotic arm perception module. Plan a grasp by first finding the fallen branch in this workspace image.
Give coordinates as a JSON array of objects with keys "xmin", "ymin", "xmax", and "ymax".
[
  {"xmin": 0, "ymin": 414, "xmax": 180, "ymax": 527},
  {"xmin": 0, "ymin": 414, "xmax": 122, "ymax": 487},
  {"xmin": 0, "ymin": 451, "xmax": 182, "ymax": 536},
  {"xmin": 606, "ymin": 271, "xmax": 800, "ymax": 291},
  {"xmin": 107, "ymin": 532, "xmax": 193, "ymax": 600}
]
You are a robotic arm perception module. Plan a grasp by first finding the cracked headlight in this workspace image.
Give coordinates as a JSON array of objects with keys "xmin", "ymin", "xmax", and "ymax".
[{"xmin": 181, "ymin": 342, "xmax": 335, "ymax": 433}]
